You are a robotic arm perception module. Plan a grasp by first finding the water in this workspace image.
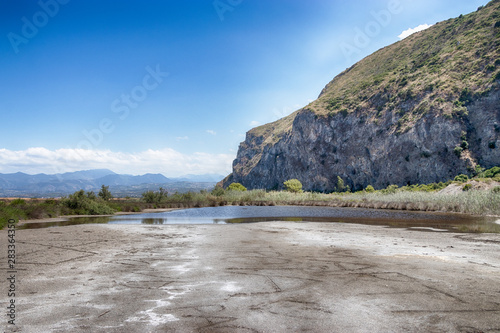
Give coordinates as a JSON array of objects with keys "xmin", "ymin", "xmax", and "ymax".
[{"xmin": 18, "ymin": 205, "xmax": 500, "ymax": 233}]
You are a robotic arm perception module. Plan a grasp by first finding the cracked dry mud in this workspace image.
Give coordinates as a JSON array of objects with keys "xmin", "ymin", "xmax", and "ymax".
[{"xmin": 1, "ymin": 222, "xmax": 500, "ymax": 332}]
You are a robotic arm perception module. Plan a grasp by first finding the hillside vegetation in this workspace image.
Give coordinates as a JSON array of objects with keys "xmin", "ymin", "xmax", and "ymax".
[{"xmin": 250, "ymin": 0, "xmax": 500, "ymax": 141}]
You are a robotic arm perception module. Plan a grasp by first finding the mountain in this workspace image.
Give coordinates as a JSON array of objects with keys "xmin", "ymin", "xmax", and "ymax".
[
  {"xmin": 0, "ymin": 170, "xmax": 217, "ymax": 197},
  {"xmin": 59, "ymin": 169, "xmax": 116, "ymax": 181},
  {"xmin": 223, "ymin": 1, "xmax": 500, "ymax": 192},
  {"xmin": 96, "ymin": 173, "xmax": 171, "ymax": 186},
  {"xmin": 175, "ymin": 174, "xmax": 225, "ymax": 182}
]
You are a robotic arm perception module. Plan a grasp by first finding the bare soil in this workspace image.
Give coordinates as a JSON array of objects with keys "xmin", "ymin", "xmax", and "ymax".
[{"xmin": 1, "ymin": 222, "xmax": 500, "ymax": 332}]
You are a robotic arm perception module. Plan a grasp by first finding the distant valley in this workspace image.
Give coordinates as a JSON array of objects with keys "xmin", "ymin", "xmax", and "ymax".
[{"xmin": 0, "ymin": 169, "xmax": 224, "ymax": 197}]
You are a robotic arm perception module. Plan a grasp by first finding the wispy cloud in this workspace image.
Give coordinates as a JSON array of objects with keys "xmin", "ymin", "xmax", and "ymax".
[
  {"xmin": 249, "ymin": 120, "xmax": 260, "ymax": 127},
  {"xmin": 0, "ymin": 147, "xmax": 234, "ymax": 177},
  {"xmin": 175, "ymin": 136, "xmax": 189, "ymax": 141},
  {"xmin": 398, "ymin": 24, "xmax": 432, "ymax": 40},
  {"xmin": 206, "ymin": 130, "xmax": 217, "ymax": 136}
]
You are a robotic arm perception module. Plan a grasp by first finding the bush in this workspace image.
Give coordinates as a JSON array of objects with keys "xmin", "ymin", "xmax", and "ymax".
[
  {"xmin": 479, "ymin": 166, "xmax": 500, "ymax": 178},
  {"xmin": 492, "ymin": 186, "xmax": 500, "ymax": 194},
  {"xmin": 181, "ymin": 192, "xmax": 194, "ymax": 201},
  {"xmin": 227, "ymin": 183, "xmax": 247, "ymax": 191},
  {"xmin": 365, "ymin": 185, "xmax": 375, "ymax": 193},
  {"xmin": 284, "ymin": 179, "xmax": 303, "ymax": 193},
  {"xmin": 211, "ymin": 186, "xmax": 225, "ymax": 197},
  {"xmin": 454, "ymin": 146, "xmax": 464, "ymax": 157},
  {"xmin": 462, "ymin": 184, "xmax": 472, "ymax": 191},
  {"xmin": 455, "ymin": 174, "xmax": 469, "ymax": 182},
  {"xmin": 336, "ymin": 176, "xmax": 346, "ymax": 192},
  {"xmin": 141, "ymin": 187, "xmax": 168, "ymax": 204},
  {"xmin": 9, "ymin": 199, "xmax": 26, "ymax": 206},
  {"xmin": 63, "ymin": 190, "xmax": 115, "ymax": 215},
  {"xmin": 381, "ymin": 184, "xmax": 399, "ymax": 194}
]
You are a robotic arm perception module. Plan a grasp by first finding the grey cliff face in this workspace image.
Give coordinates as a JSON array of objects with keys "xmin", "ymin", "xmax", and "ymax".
[{"xmin": 225, "ymin": 88, "xmax": 499, "ymax": 192}]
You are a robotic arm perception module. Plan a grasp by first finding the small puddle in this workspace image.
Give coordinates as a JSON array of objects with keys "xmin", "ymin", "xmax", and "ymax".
[{"xmin": 18, "ymin": 206, "xmax": 500, "ymax": 233}]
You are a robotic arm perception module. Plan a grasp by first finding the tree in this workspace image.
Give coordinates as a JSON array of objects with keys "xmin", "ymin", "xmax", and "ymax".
[
  {"xmin": 211, "ymin": 185, "xmax": 225, "ymax": 196},
  {"xmin": 87, "ymin": 191, "xmax": 97, "ymax": 201},
  {"xmin": 336, "ymin": 176, "xmax": 345, "ymax": 192},
  {"xmin": 365, "ymin": 185, "xmax": 375, "ymax": 193},
  {"xmin": 227, "ymin": 183, "xmax": 247, "ymax": 191},
  {"xmin": 98, "ymin": 185, "xmax": 113, "ymax": 201},
  {"xmin": 283, "ymin": 179, "xmax": 303, "ymax": 193},
  {"xmin": 141, "ymin": 187, "xmax": 167, "ymax": 204}
]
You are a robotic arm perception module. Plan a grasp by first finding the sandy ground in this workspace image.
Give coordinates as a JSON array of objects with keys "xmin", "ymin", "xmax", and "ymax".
[{"xmin": 1, "ymin": 222, "xmax": 500, "ymax": 333}]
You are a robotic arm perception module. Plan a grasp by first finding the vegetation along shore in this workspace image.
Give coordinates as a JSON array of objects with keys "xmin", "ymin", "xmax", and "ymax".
[{"xmin": 1, "ymin": 167, "xmax": 499, "ymax": 230}]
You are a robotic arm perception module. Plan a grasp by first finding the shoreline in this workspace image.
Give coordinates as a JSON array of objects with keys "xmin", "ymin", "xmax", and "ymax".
[
  {"xmin": 15, "ymin": 204, "xmax": 500, "ymax": 228},
  {"xmin": 16, "ymin": 208, "xmax": 179, "ymax": 226}
]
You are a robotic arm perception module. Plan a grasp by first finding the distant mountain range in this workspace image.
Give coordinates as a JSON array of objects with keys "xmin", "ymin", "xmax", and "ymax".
[{"xmin": 0, "ymin": 169, "xmax": 224, "ymax": 197}]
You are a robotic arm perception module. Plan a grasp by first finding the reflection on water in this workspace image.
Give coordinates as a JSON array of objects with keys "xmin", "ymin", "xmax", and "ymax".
[{"xmin": 18, "ymin": 205, "xmax": 500, "ymax": 233}]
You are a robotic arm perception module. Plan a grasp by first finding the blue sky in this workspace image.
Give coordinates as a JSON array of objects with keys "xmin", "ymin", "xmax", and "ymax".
[{"xmin": 0, "ymin": 0, "xmax": 490, "ymax": 176}]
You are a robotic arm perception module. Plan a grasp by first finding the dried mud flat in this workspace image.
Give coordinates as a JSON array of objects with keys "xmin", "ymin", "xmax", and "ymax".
[{"xmin": 1, "ymin": 222, "xmax": 500, "ymax": 333}]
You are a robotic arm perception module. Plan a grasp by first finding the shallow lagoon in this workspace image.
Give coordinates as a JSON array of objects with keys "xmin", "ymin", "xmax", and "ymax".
[{"xmin": 19, "ymin": 205, "xmax": 500, "ymax": 233}]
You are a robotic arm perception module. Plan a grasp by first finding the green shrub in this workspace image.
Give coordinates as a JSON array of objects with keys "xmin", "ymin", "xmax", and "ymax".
[
  {"xmin": 479, "ymin": 166, "xmax": 500, "ymax": 178},
  {"xmin": 284, "ymin": 179, "xmax": 303, "ymax": 193},
  {"xmin": 454, "ymin": 146, "xmax": 464, "ymax": 157},
  {"xmin": 142, "ymin": 190, "xmax": 157, "ymax": 203},
  {"xmin": 462, "ymin": 184, "xmax": 472, "ymax": 191},
  {"xmin": 227, "ymin": 183, "xmax": 247, "ymax": 191},
  {"xmin": 365, "ymin": 185, "xmax": 375, "ymax": 193},
  {"xmin": 211, "ymin": 186, "xmax": 226, "ymax": 197},
  {"xmin": 141, "ymin": 187, "xmax": 167, "ymax": 204},
  {"xmin": 63, "ymin": 190, "xmax": 115, "ymax": 215},
  {"xmin": 336, "ymin": 176, "xmax": 346, "ymax": 192},
  {"xmin": 455, "ymin": 174, "xmax": 469, "ymax": 182},
  {"xmin": 491, "ymin": 186, "xmax": 500, "ymax": 194},
  {"xmin": 381, "ymin": 184, "xmax": 399, "ymax": 194},
  {"xmin": 181, "ymin": 192, "xmax": 194, "ymax": 201},
  {"xmin": 9, "ymin": 199, "xmax": 26, "ymax": 206}
]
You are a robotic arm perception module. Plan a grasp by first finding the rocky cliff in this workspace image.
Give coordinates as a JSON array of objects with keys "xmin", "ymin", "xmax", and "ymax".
[{"xmin": 224, "ymin": 0, "xmax": 500, "ymax": 191}]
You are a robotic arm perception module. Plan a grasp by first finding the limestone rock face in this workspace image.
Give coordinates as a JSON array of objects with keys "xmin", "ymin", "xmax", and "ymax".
[
  {"xmin": 223, "ymin": 1, "xmax": 500, "ymax": 191},
  {"xmin": 224, "ymin": 88, "xmax": 499, "ymax": 191}
]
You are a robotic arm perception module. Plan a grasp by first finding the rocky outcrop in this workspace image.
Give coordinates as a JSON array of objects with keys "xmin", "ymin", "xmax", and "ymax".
[
  {"xmin": 223, "ymin": 1, "xmax": 500, "ymax": 191},
  {"xmin": 225, "ymin": 88, "xmax": 499, "ymax": 191}
]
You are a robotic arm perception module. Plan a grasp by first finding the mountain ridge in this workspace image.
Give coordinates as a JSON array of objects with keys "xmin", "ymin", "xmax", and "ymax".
[{"xmin": 0, "ymin": 170, "xmax": 224, "ymax": 197}]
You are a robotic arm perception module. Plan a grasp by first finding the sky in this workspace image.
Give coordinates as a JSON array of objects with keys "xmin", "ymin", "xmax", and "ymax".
[{"xmin": 0, "ymin": 0, "xmax": 491, "ymax": 176}]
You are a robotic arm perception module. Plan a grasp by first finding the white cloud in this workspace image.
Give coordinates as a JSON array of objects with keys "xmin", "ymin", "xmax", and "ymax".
[
  {"xmin": 398, "ymin": 24, "xmax": 432, "ymax": 40},
  {"xmin": 249, "ymin": 120, "xmax": 260, "ymax": 127},
  {"xmin": 0, "ymin": 147, "xmax": 234, "ymax": 177},
  {"xmin": 206, "ymin": 130, "xmax": 217, "ymax": 136},
  {"xmin": 175, "ymin": 136, "xmax": 189, "ymax": 141}
]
